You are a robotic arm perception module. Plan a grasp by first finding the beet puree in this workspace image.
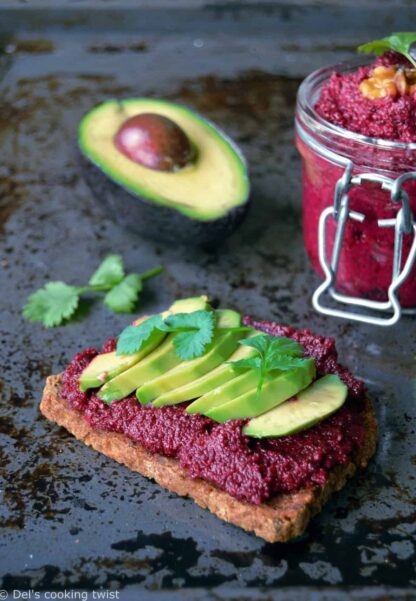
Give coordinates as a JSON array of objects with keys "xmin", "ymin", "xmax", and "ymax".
[
  {"xmin": 315, "ymin": 52, "xmax": 416, "ymax": 143},
  {"xmin": 296, "ymin": 51, "xmax": 416, "ymax": 307},
  {"xmin": 61, "ymin": 319, "xmax": 367, "ymax": 505}
]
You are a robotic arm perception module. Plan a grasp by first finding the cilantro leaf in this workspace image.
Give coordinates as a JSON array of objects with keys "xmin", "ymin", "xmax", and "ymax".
[
  {"xmin": 23, "ymin": 282, "xmax": 79, "ymax": 327},
  {"xmin": 265, "ymin": 337, "xmax": 303, "ymax": 367},
  {"xmin": 89, "ymin": 255, "xmax": 125, "ymax": 288},
  {"xmin": 358, "ymin": 32, "xmax": 416, "ymax": 68},
  {"xmin": 239, "ymin": 334, "xmax": 302, "ymax": 358},
  {"xmin": 165, "ymin": 310, "xmax": 215, "ymax": 360},
  {"xmin": 268, "ymin": 336, "xmax": 303, "ymax": 357},
  {"xmin": 240, "ymin": 334, "xmax": 271, "ymax": 355},
  {"xmin": 116, "ymin": 314, "xmax": 165, "ymax": 355},
  {"xmin": 266, "ymin": 354, "xmax": 309, "ymax": 372},
  {"xmin": 228, "ymin": 356, "xmax": 262, "ymax": 371},
  {"xmin": 229, "ymin": 333, "xmax": 309, "ymax": 399},
  {"xmin": 357, "ymin": 39, "xmax": 394, "ymax": 56},
  {"xmin": 117, "ymin": 309, "xmax": 215, "ymax": 360},
  {"xmin": 173, "ymin": 331, "xmax": 210, "ymax": 360},
  {"xmin": 104, "ymin": 273, "xmax": 143, "ymax": 313}
]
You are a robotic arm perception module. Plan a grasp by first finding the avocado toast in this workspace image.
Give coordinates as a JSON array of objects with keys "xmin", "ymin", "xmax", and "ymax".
[{"xmin": 40, "ymin": 298, "xmax": 377, "ymax": 542}]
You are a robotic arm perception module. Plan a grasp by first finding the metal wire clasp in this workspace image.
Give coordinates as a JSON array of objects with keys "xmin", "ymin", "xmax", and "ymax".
[{"xmin": 312, "ymin": 166, "xmax": 416, "ymax": 326}]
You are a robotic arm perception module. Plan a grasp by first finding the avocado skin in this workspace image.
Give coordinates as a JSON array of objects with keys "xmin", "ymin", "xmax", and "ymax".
[{"xmin": 80, "ymin": 153, "xmax": 250, "ymax": 247}]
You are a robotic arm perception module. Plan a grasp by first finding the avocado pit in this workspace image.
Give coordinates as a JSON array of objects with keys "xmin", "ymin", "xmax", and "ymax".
[{"xmin": 114, "ymin": 112, "xmax": 194, "ymax": 172}]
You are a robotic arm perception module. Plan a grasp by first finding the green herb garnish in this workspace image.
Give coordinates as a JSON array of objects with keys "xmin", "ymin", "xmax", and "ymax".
[
  {"xmin": 116, "ymin": 309, "xmax": 248, "ymax": 361},
  {"xmin": 22, "ymin": 282, "xmax": 81, "ymax": 329},
  {"xmin": 117, "ymin": 309, "xmax": 215, "ymax": 360},
  {"xmin": 117, "ymin": 315, "xmax": 165, "ymax": 355},
  {"xmin": 23, "ymin": 255, "xmax": 163, "ymax": 327},
  {"xmin": 164, "ymin": 311, "xmax": 215, "ymax": 360},
  {"xmin": 229, "ymin": 334, "xmax": 309, "ymax": 398},
  {"xmin": 358, "ymin": 32, "xmax": 416, "ymax": 69}
]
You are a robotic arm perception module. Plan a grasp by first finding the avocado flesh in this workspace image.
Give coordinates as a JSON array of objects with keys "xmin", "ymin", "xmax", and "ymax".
[
  {"xmin": 97, "ymin": 296, "xmax": 211, "ymax": 403},
  {"xmin": 137, "ymin": 310, "xmax": 245, "ymax": 406},
  {"xmin": 161, "ymin": 295, "xmax": 210, "ymax": 318},
  {"xmin": 78, "ymin": 98, "xmax": 249, "ymax": 222},
  {"xmin": 80, "ymin": 296, "xmax": 209, "ymax": 392},
  {"xmin": 243, "ymin": 374, "xmax": 347, "ymax": 438},
  {"xmin": 79, "ymin": 328, "xmax": 165, "ymax": 392},
  {"xmin": 140, "ymin": 331, "xmax": 244, "ymax": 406},
  {"xmin": 205, "ymin": 359, "xmax": 316, "ymax": 423},
  {"xmin": 214, "ymin": 308, "xmax": 242, "ymax": 328},
  {"xmin": 98, "ymin": 335, "xmax": 181, "ymax": 404},
  {"xmin": 186, "ymin": 369, "xmax": 260, "ymax": 415},
  {"xmin": 155, "ymin": 330, "xmax": 259, "ymax": 407}
]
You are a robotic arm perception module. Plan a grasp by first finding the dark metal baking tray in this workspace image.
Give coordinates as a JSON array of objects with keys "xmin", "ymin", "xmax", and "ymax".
[{"xmin": 0, "ymin": 3, "xmax": 415, "ymax": 599}]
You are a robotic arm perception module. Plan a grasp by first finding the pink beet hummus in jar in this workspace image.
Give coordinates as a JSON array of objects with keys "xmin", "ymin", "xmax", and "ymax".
[{"xmin": 295, "ymin": 53, "xmax": 416, "ymax": 322}]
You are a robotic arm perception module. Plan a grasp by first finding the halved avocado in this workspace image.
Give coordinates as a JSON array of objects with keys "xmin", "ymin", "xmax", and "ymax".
[{"xmin": 79, "ymin": 98, "xmax": 250, "ymax": 246}]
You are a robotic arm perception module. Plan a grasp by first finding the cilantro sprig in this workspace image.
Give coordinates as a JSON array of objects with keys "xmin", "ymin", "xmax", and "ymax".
[
  {"xmin": 164, "ymin": 311, "xmax": 215, "ymax": 360},
  {"xmin": 116, "ymin": 309, "xmax": 248, "ymax": 361},
  {"xmin": 117, "ymin": 310, "xmax": 215, "ymax": 361},
  {"xmin": 117, "ymin": 314, "xmax": 166, "ymax": 355},
  {"xmin": 358, "ymin": 32, "xmax": 416, "ymax": 69},
  {"xmin": 23, "ymin": 255, "xmax": 163, "ymax": 327},
  {"xmin": 229, "ymin": 334, "xmax": 309, "ymax": 398}
]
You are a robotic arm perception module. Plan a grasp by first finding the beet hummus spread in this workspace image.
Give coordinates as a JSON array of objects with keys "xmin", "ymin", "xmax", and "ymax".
[
  {"xmin": 296, "ymin": 50, "xmax": 416, "ymax": 307},
  {"xmin": 61, "ymin": 319, "xmax": 367, "ymax": 505},
  {"xmin": 315, "ymin": 52, "xmax": 416, "ymax": 142}
]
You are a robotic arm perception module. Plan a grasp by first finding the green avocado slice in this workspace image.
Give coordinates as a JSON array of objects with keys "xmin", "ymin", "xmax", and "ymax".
[
  {"xmin": 186, "ymin": 368, "xmax": 260, "ymax": 415},
  {"xmin": 96, "ymin": 296, "xmax": 211, "ymax": 403},
  {"xmin": 154, "ymin": 330, "xmax": 259, "ymax": 407},
  {"xmin": 243, "ymin": 374, "xmax": 348, "ymax": 438},
  {"xmin": 137, "ymin": 310, "xmax": 245, "ymax": 406},
  {"xmin": 97, "ymin": 335, "xmax": 181, "ymax": 404},
  {"xmin": 161, "ymin": 295, "xmax": 210, "ymax": 317},
  {"xmin": 79, "ymin": 327, "xmax": 165, "ymax": 392},
  {"xmin": 78, "ymin": 98, "xmax": 249, "ymax": 222},
  {"xmin": 140, "ymin": 331, "xmax": 245, "ymax": 406},
  {"xmin": 79, "ymin": 296, "xmax": 209, "ymax": 392},
  {"xmin": 204, "ymin": 359, "xmax": 316, "ymax": 422}
]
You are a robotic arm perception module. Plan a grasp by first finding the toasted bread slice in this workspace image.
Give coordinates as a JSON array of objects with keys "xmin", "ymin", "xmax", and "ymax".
[{"xmin": 40, "ymin": 374, "xmax": 377, "ymax": 543}]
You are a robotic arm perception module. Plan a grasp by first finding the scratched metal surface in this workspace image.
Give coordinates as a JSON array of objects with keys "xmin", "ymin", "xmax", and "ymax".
[{"xmin": 0, "ymin": 5, "xmax": 415, "ymax": 599}]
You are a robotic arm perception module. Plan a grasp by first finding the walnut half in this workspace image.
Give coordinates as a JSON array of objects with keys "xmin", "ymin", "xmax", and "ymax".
[{"xmin": 359, "ymin": 65, "xmax": 416, "ymax": 100}]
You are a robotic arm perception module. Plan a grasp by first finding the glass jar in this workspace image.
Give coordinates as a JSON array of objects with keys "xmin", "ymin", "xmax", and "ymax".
[{"xmin": 295, "ymin": 59, "xmax": 416, "ymax": 321}]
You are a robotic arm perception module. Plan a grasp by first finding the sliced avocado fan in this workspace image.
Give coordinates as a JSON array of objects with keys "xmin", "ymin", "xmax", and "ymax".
[
  {"xmin": 79, "ymin": 296, "xmax": 209, "ymax": 392},
  {"xmin": 137, "ymin": 309, "xmax": 247, "ymax": 406},
  {"xmin": 155, "ymin": 330, "xmax": 260, "ymax": 407},
  {"xmin": 186, "ymin": 368, "xmax": 260, "ymax": 415},
  {"xmin": 204, "ymin": 358, "xmax": 316, "ymax": 422},
  {"xmin": 76, "ymin": 295, "xmax": 349, "ymax": 438},
  {"xmin": 91, "ymin": 296, "xmax": 210, "ymax": 403},
  {"xmin": 79, "ymin": 315, "xmax": 164, "ymax": 392}
]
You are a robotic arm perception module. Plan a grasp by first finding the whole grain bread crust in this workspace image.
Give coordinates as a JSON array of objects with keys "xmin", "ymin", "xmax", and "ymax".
[{"xmin": 40, "ymin": 375, "xmax": 377, "ymax": 543}]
